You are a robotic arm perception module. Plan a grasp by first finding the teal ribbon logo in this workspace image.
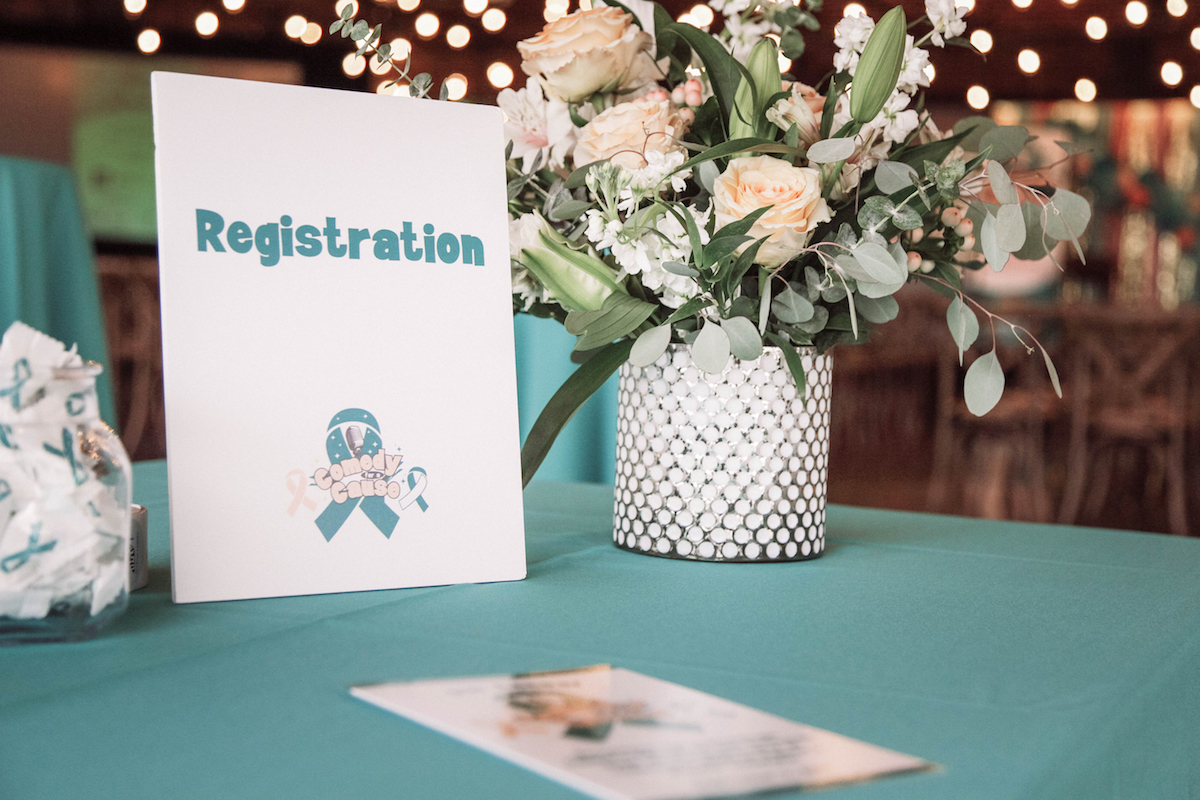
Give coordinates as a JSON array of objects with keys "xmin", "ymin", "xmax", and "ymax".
[
  {"xmin": 43, "ymin": 427, "xmax": 89, "ymax": 485},
  {"xmin": 1, "ymin": 523, "xmax": 56, "ymax": 574},
  {"xmin": 0, "ymin": 358, "xmax": 31, "ymax": 411},
  {"xmin": 315, "ymin": 409, "xmax": 401, "ymax": 541}
]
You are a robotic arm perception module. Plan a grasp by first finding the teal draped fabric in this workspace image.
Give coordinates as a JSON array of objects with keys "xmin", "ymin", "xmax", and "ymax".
[
  {"xmin": 513, "ymin": 314, "xmax": 616, "ymax": 484},
  {"xmin": 0, "ymin": 156, "xmax": 115, "ymax": 425},
  {"xmin": 2, "ymin": 461, "xmax": 1199, "ymax": 799}
]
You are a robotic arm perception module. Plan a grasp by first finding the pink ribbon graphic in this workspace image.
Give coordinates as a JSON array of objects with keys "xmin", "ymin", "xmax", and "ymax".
[{"xmin": 286, "ymin": 470, "xmax": 318, "ymax": 516}]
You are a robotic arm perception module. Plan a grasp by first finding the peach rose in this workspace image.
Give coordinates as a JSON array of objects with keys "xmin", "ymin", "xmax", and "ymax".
[
  {"xmin": 712, "ymin": 155, "xmax": 832, "ymax": 268},
  {"xmin": 572, "ymin": 97, "xmax": 691, "ymax": 169},
  {"xmin": 517, "ymin": 7, "xmax": 653, "ymax": 103}
]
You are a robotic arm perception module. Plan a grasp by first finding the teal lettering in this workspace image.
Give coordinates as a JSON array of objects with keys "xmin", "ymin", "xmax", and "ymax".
[
  {"xmin": 280, "ymin": 215, "xmax": 294, "ymax": 257},
  {"xmin": 296, "ymin": 225, "xmax": 322, "ymax": 256},
  {"xmin": 436, "ymin": 232, "xmax": 460, "ymax": 263},
  {"xmin": 255, "ymin": 223, "xmax": 280, "ymax": 266},
  {"xmin": 196, "ymin": 209, "xmax": 226, "ymax": 252},
  {"xmin": 373, "ymin": 229, "xmax": 401, "ymax": 261},
  {"xmin": 324, "ymin": 217, "xmax": 346, "ymax": 257},
  {"xmin": 348, "ymin": 228, "xmax": 371, "ymax": 260},
  {"xmin": 401, "ymin": 222, "xmax": 421, "ymax": 261},
  {"xmin": 460, "ymin": 235, "xmax": 484, "ymax": 266},
  {"xmin": 227, "ymin": 221, "xmax": 252, "ymax": 253},
  {"xmin": 423, "ymin": 224, "xmax": 436, "ymax": 264}
]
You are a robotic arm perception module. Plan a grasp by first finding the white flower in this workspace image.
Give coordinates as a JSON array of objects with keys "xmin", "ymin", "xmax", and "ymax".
[
  {"xmin": 710, "ymin": 0, "xmax": 753, "ymax": 15},
  {"xmin": 766, "ymin": 82, "xmax": 825, "ymax": 147},
  {"xmin": 925, "ymin": 0, "xmax": 967, "ymax": 47},
  {"xmin": 509, "ymin": 213, "xmax": 551, "ymax": 310},
  {"xmin": 722, "ymin": 14, "xmax": 775, "ymax": 62},
  {"xmin": 497, "ymin": 81, "xmax": 588, "ymax": 172},
  {"xmin": 833, "ymin": 12, "xmax": 874, "ymax": 74},
  {"xmin": 896, "ymin": 37, "xmax": 931, "ymax": 94}
]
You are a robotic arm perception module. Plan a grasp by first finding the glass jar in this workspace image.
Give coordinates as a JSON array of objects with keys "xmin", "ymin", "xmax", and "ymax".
[{"xmin": 0, "ymin": 364, "xmax": 132, "ymax": 644}]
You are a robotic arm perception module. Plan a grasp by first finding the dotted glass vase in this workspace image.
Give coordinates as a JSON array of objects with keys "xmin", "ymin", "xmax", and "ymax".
[{"xmin": 613, "ymin": 344, "xmax": 832, "ymax": 562}]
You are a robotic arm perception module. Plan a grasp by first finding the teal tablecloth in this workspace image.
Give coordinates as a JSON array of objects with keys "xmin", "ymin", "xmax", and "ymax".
[
  {"xmin": 3, "ymin": 460, "xmax": 1199, "ymax": 799},
  {"xmin": 0, "ymin": 155, "xmax": 115, "ymax": 424}
]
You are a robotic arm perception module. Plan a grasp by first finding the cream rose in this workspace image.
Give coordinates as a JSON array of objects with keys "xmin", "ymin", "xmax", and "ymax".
[
  {"xmin": 712, "ymin": 156, "xmax": 832, "ymax": 268},
  {"xmin": 517, "ymin": 7, "xmax": 653, "ymax": 103},
  {"xmin": 572, "ymin": 97, "xmax": 691, "ymax": 169}
]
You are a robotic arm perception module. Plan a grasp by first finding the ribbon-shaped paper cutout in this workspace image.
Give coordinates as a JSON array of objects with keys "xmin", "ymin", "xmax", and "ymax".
[
  {"xmin": 66, "ymin": 391, "xmax": 89, "ymax": 417},
  {"xmin": 399, "ymin": 467, "xmax": 430, "ymax": 511},
  {"xmin": 0, "ymin": 358, "xmax": 31, "ymax": 411},
  {"xmin": 285, "ymin": 470, "xmax": 318, "ymax": 517},
  {"xmin": 314, "ymin": 408, "xmax": 400, "ymax": 541},
  {"xmin": 1, "ymin": 524, "xmax": 57, "ymax": 574},
  {"xmin": 0, "ymin": 479, "xmax": 11, "ymax": 503},
  {"xmin": 0, "ymin": 423, "xmax": 13, "ymax": 450},
  {"xmin": 43, "ymin": 427, "xmax": 89, "ymax": 486}
]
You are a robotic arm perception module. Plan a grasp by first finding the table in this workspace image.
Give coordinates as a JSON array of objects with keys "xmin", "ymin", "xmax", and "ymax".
[{"xmin": 3, "ymin": 461, "xmax": 1199, "ymax": 799}]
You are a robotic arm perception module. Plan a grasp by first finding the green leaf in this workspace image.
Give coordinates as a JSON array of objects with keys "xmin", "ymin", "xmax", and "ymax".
[
  {"xmin": 665, "ymin": 296, "xmax": 714, "ymax": 326},
  {"xmin": 663, "ymin": 260, "xmax": 700, "ymax": 278},
  {"xmin": 661, "ymin": 21, "xmax": 742, "ymax": 127},
  {"xmin": 791, "ymin": 305, "xmax": 829, "ymax": 334},
  {"xmin": 630, "ymin": 324, "xmax": 673, "ymax": 367},
  {"xmin": 764, "ymin": 331, "xmax": 807, "ymax": 398},
  {"xmin": 521, "ymin": 339, "xmax": 634, "ymax": 487},
  {"xmin": 673, "ymin": 138, "xmax": 804, "ymax": 179},
  {"xmin": 979, "ymin": 125, "xmax": 1031, "ymax": 161},
  {"xmin": 697, "ymin": 160, "xmax": 720, "ymax": 194},
  {"xmin": 946, "ymin": 295, "xmax": 979, "ymax": 364},
  {"xmin": 1040, "ymin": 343, "xmax": 1063, "ymax": 399},
  {"xmin": 807, "ymin": 137, "xmax": 856, "ymax": 164},
  {"xmin": 1044, "ymin": 188, "xmax": 1091, "ymax": 241},
  {"xmin": 771, "ymin": 283, "xmax": 815, "ymax": 323},
  {"xmin": 548, "ymin": 199, "xmax": 593, "ymax": 222},
  {"xmin": 987, "ymin": 160, "xmax": 1018, "ymax": 205},
  {"xmin": 703, "ymin": 234, "xmax": 752, "ymax": 267},
  {"xmin": 892, "ymin": 205, "xmax": 923, "ymax": 230},
  {"xmin": 980, "ymin": 211, "xmax": 1009, "ymax": 272},
  {"xmin": 995, "ymin": 203, "xmax": 1027, "ymax": 252},
  {"xmin": 692, "ymin": 321, "xmax": 731, "ymax": 374},
  {"xmin": 1012, "ymin": 202, "xmax": 1054, "ymax": 261},
  {"xmin": 964, "ymin": 349, "xmax": 1005, "ymax": 416},
  {"xmin": 340, "ymin": 3, "xmax": 355, "ymax": 20},
  {"xmin": 874, "ymin": 160, "xmax": 918, "ymax": 193},
  {"xmin": 855, "ymin": 294, "xmax": 899, "ymax": 324},
  {"xmin": 566, "ymin": 291, "xmax": 656, "ymax": 351},
  {"xmin": 721, "ymin": 316, "xmax": 763, "ymax": 360},
  {"xmin": 851, "ymin": 242, "xmax": 906, "ymax": 284},
  {"xmin": 351, "ymin": 19, "xmax": 369, "ymax": 40}
]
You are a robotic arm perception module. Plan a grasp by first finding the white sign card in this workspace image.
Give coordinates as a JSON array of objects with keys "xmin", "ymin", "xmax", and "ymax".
[
  {"xmin": 352, "ymin": 666, "xmax": 937, "ymax": 800},
  {"xmin": 152, "ymin": 73, "xmax": 526, "ymax": 603}
]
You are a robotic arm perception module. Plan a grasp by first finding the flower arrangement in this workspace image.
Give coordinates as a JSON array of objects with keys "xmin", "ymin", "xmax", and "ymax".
[{"xmin": 332, "ymin": 0, "xmax": 1091, "ymax": 486}]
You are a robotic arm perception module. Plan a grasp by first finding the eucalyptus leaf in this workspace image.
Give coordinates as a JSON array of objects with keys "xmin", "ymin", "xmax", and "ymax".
[
  {"xmin": 663, "ymin": 260, "xmax": 700, "ymax": 278},
  {"xmin": 721, "ymin": 316, "xmax": 764, "ymax": 360},
  {"xmin": 980, "ymin": 212, "xmax": 1009, "ymax": 272},
  {"xmin": 1040, "ymin": 343, "xmax": 1063, "ymax": 399},
  {"xmin": 630, "ymin": 324, "xmax": 673, "ymax": 367},
  {"xmin": 946, "ymin": 295, "xmax": 980, "ymax": 363},
  {"xmin": 548, "ymin": 199, "xmax": 593, "ymax": 222},
  {"xmin": 1044, "ymin": 188, "xmax": 1091, "ymax": 241},
  {"xmin": 697, "ymin": 160, "xmax": 720, "ymax": 195},
  {"xmin": 791, "ymin": 305, "xmax": 829, "ymax": 334},
  {"xmin": 807, "ymin": 137, "xmax": 857, "ymax": 164},
  {"xmin": 891, "ymin": 205, "xmax": 923, "ymax": 231},
  {"xmin": 851, "ymin": 242, "xmax": 907, "ymax": 284},
  {"xmin": 855, "ymin": 294, "xmax": 899, "ymax": 324},
  {"xmin": 874, "ymin": 160, "xmax": 919, "ymax": 193},
  {"xmin": 995, "ymin": 202, "xmax": 1027, "ymax": 252},
  {"xmin": 692, "ymin": 321, "xmax": 732, "ymax": 374},
  {"xmin": 952, "ymin": 116, "xmax": 997, "ymax": 152},
  {"xmin": 964, "ymin": 349, "xmax": 1005, "ymax": 416},
  {"xmin": 987, "ymin": 160, "xmax": 1018, "ymax": 205},
  {"xmin": 770, "ymin": 284, "xmax": 815, "ymax": 323},
  {"xmin": 1013, "ymin": 202, "xmax": 1054, "ymax": 261},
  {"xmin": 856, "ymin": 274, "xmax": 907, "ymax": 298},
  {"xmin": 979, "ymin": 125, "xmax": 1030, "ymax": 162}
]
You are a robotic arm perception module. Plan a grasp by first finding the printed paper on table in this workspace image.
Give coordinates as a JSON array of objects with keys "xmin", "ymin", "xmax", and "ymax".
[
  {"xmin": 151, "ymin": 72, "xmax": 525, "ymax": 603},
  {"xmin": 352, "ymin": 666, "xmax": 937, "ymax": 800}
]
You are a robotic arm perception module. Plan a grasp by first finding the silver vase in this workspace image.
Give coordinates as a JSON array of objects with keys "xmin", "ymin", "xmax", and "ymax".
[{"xmin": 613, "ymin": 344, "xmax": 832, "ymax": 562}]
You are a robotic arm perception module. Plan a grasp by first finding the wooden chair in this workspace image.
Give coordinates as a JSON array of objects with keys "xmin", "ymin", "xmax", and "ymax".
[{"xmin": 1056, "ymin": 306, "xmax": 1200, "ymax": 536}]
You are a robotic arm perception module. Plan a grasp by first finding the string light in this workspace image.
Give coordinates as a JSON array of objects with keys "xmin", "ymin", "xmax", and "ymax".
[
  {"xmin": 1012, "ymin": 0, "xmax": 1032, "ymax": 9},
  {"xmin": 956, "ymin": 0, "xmax": 976, "ymax": 10},
  {"xmin": 843, "ymin": 2, "xmax": 866, "ymax": 15},
  {"xmin": 445, "ymin": 73, "xmax": 468, "ymax": 100},
  {"xmin": 778, "ymin": 53, "xmax": 792, "ymax": 72},
  {"xmin": 1018, "ymin": 49, "xmax": 1040, "ymax": 73},
  {"xmin": 398, "ymin": 0, "xmax": 420, "ymax": 9},
  {"xmin": 1190, "ymin": 85, "xmax": 1200, "ymax": 108},
  {"xmin": 446, "ymin": 24, "xmax": 470, "ymax": 48},
  {"xmin": 1061, "ymin": 0, "xmax": 1079, "ymax": 5},
  {"xmin": 137, "ymin": 28, "xmax": 160, "ymax": 52},
  {"xmin": 414, "ymin": 12, "xmax": 439, "ymax": 37},
  {"xmin": 124, "ymin": 0, "xmax": 147, "ymax": 14},
  {"xmin": 967, "ymin": 85, "xmax": 990, "ymax": 109},
  {"xmin": 463, "ymin": 0, "xmax": 487, "ymax": 14},
  {"xmin": 301, "ymin": 21, "xmax": 322, "ymax": 44},
  {"xmin": 481, "ymin": 8, "xmax": 506, "ymax": 30},
  {"xmin": 1125, "ymin": 1, "xmax": 1148, "ymax": 25},
  {"xmin": 1162, "ymin": 61, "xmax": 1184, "ymax": 85},
  {"xmin": 342, "ymin": 52, "xmax": 366, "ymax": 77},
  {"xmin": 970, "ymin": 29, "xmax": 993, "ymax": 53},
  {"xmin": 370, "ymin": 52, "xmax": 391, "ymax": 74},
  {"xmin": 1192, "ymin": 27, "xmax": 1200, "ymax": 48},
  {"xmin": 389, "ymin": 37, "xmax": 412, "ymax": 59},
  {"xmin": 487, "ymin": 62, "xmax": 514, "ymax": 89},
  {"xmin": 1085, "ymin": 16, "xmax": 1108, "ymax": 39},
  {"xmin": 336, "ymin": 0, "xmax": 358, "ymax": 16},
  {"xmin": 284, "ymin": 15, "xmax": 308, "ymax": 38},
  {"xmin": 195, "ymin": 11, "xmax": 219, "ymax": 37},
  {"xmin": 690, "ymin": 4, "xmax": 715, "ymax": 25},
  {"xmin": 222, "ymin": 0, "xmax": 245, "ymax": 11},
  {"xmin": 1168, "ymin": 0, "xmax": 1188, "ymax": 15},
  {"xmin": 924, "ymin": 63, "xmax": 936, "ymax": 82},
  {"xmin": 1074, "ymin": 78, "xmax": 1096, "ymax": 101}
]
